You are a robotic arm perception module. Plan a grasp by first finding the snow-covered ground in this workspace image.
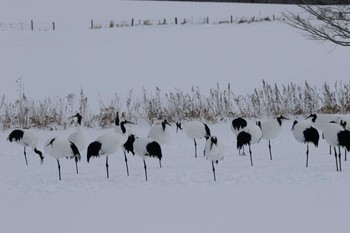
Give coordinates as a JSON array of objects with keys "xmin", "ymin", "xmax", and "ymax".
[
  {"xmin": 1, "ymin": 1, "xmax": 350, "ymax": 233},
  {"xmin": 1, "ymin": 121, "xmax": 350, "ymax": 233}
]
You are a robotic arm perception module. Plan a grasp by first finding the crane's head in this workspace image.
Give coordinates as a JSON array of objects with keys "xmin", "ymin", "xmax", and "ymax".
[
  {"xmin": 70, "ymin": 113, "xmax": 82, "ymax": 125},
  {"xmin": 291, "ymin": 120, "xmax": 298, "ymax": 131},
  {"xmin": 305, "ymin": 114, "xmax": 317, "ymax": 122},
  {"xmin": 276, "ymin": 115, "xmax": 289, "ymax": 126}
]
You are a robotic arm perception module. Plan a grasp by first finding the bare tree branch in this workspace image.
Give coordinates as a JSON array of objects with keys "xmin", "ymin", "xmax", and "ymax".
[{"xmin": 282, "ymin": 0, "xmax": 350, "ymax": 46}]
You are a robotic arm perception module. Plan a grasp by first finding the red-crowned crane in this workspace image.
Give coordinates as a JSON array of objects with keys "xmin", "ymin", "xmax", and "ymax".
[
  {"xmin": 68, "ymin": 113, "xmax": 85, "ymax": 152},
  {"xmin": 204, "ymin": 136, "xmax": 224, "ymax": 181},
  {"xmin": 148, "ymin": 119, "xmax": 171, "ymax": 145},
  {"xmin": 7, "ymin": 129, "xmax": 44, "ymax": 165},
  {"xmin": 176, "ymin": 120, "xmax": 211, "ymax": 158},
  {"xmin": 257, "ymin": 115, "xmax": 289, "ymax": 160},
  {"xmin": 231, "ymin": 117, "xmax": 248, "ymax": 156},
  {"xmin": 322, "ymin": 122, "xmax": 350, "ymax": 172},
  {"xmin": 44, "ymin": 137, "xmax": 81, "ymax": 181},
  {"xmin": 291, "ymin": 120, "xmax": 319, "ymax": 168},
  {"xmin": 132, "ymin": 136, "xmax": 162, "ymax": 181},
  {"xmin": 86, "ymin": 120, "xmax": 133, "ymax": 178},
  {"xmin": 236, "ymin": 123, "xmax": 262, "ymax": 166}
]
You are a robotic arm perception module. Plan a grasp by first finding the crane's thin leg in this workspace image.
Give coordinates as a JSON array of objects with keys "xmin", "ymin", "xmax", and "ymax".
[
  {"xmin": 329, "ymin": 145, "xmax": 332, "ymax": 155},
  {"xmin": 338, "ymin": 146, "xmax": 342, "ymax": 172},
  {"xmin": 57, "ymin": 159, "xmax": 61, "ymax": 181},
  {"xmin": 306, "ymin": 144, "xmax": 309, "ymax": 168},
  {"xmin": 345, "ymin": 149, "xmax": 347, "ymax": 162},
  {"xmin": 212, "ymin": 161, "xmax": 216, "ymax": 181},
  {"xmin": 249, "ymin": 144, "xmax": 253, "ymax": 166},
  {"xmin": 268, "ymin": 140, "xmax": 272, "ymax": 160},
  {"xmin": 124, "ymin": 151, "xmax": 129, "ymax": 176},
  {"xmin": 75, "ymin": 157, "xmax": 79, "ymax": 174},
  {"xmin": 193, "ymin": 139, "xmax": 197, "ymax": 158},
  {"xmin": 159, "ymin": 159, "xmax": 162, "ymax": 168},
  {"xmin": 106, "ymin": 157, "xmax": 109, "ymax": 179},
  {"xmin": 334, "ymin": 147, "xmax": 338, "ymax": 172},
  {"xmin": 24, "ymin": 147, "xmax": 28, "ymax": 166},
  {"xmin": 143, "ymin": 159, "xmax": 148, "ymax": 181}
]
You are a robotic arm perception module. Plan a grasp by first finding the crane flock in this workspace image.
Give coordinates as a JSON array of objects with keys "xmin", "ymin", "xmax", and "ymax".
[{"xmin": 6, "ymin": 113, "xmax": 350, "ymax": 181}]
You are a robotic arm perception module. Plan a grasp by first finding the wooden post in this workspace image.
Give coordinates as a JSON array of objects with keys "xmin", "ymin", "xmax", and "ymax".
[
  {"xmin": 207, "ymin": 17, "xmax": 209, "ymax": 24},
  {"xmin": 52, "ymin": 22, "xmax": 55, "ymax": 30},
  {"xmin": 231, "ymin": 15, "xmax": 233, "ymax": 24},
  {"xmin": 90, "ymin": 19, "xmax": 94, "ymax": 29},
  {"xmin": 175, "ymin": 17, "xmax": 177, "ymax": 25},
  {"xmin": 131, "ymin": 18, "xmax": 134, "ymax": 27},
  {"xmin": 31, "ymin": 20, "xmax": 34, "ymax": 31}
]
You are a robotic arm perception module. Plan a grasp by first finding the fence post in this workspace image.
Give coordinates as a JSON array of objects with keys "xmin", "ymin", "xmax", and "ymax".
[
  {"xmin": 231, "ymin": 15, "xmax": 233, "ymax": 24},
  {"xmin": 52, "ymin": 22, "xmax": 55, "ymax": 30},
  {"xmin": 175, "ymin": 17, "xmax": 177, "ymax": 25},
  {"xmin": 207, "ymin": 17, "xmax": 209, "ymax": 24},
  {"xmin": 90, "ymin": 19, "xmax": 94, "ymax": 29},
  {"xmin": 31, "ymin": 20, "xmax": 34, "ymax": 31},
  {"xmin": 131, "ymin": 18, "xmax": 134, "ymax": 27}
]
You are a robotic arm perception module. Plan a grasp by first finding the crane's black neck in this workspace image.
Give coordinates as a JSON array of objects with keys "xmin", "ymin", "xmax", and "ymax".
[{"xmin": 115, "ymin": 112, "xmax": 120, "ymax": 126}]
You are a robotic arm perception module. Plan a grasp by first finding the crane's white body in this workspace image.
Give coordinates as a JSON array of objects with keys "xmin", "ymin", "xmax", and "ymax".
[
  {"xmin": 240, "ymin": 124, "xmax": 262, "ymax": 144},
  {"xmin": 16, "ymin": 129, "xmax": 39, "ymax": 149},
  {"xmin": 260, "ymin": 119, "xmax": 283, "ymax": 140},
  {"xmin": 307, "ymin": 114, "xmax": 340, "ymax": 131},
  {"xmin": 95, "ymin": 132, "xmax": 126, "ymax": 157},
  {"xmin": 68, "ymin": 124, "xmax": 85, "ymax": 152},
  {"xmin": 44, "ymin": 136, "xmax": 80, "ymax": 180},
  {"xmin": 323, "ymin": 122, "xmax": 346, "ymax": 147},
  {"xmin": 148, "ymin": 121, "xmax": 171, "ymax": 145},
  {"xmin": 292, "ymin": 120, "xmax": 313, "ymax": 144},
  {"xmin": 134, "ymin": 137, "xmax": 154, "ymax": 160},
  {"xmin": 181, "ymin": 121, "xmax": 208, "ymax": 139},
  {"xmin": 44, "ymin": 137, "xmax": 78, "ymax": 160},
  {"xmin": 204, "ymin": 136, "xmax": 224, "ymax": 162}
]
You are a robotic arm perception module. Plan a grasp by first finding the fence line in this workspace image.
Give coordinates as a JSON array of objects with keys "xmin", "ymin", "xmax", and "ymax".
[
  {"xmin": 89, "ymin": 14, "xmax": 278, "ymax": 29},
  {"xmin": 0, "ymin": 20, "xmax": 55, "ymax": 31},
  {"xmin": 0, "ymin": 15, "xmax": 278, "ymax": 32}
]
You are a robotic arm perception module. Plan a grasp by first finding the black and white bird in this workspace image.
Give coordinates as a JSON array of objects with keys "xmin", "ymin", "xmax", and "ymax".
[
  {"xmin": 44, "ymin": 137, "xmax": 81, "ymax": 181},
  {"xmin": 132, "ymin": 136, "xmax": 162, "ymax": 181},
  {"xmin": 148, "ymin": 119, "xmax": 171, "ymax": 145},
  {"xmin": 204, "ymin": 136, "xmax": 224, "ymax": 181},
  {"xmin": 114, "ymin": 111, "xmax": 135, "ymax": 176},
  {"xmin": 306, "ymin": 113, "xmax": 339, "ymax": 155},
  {"xmin": 257, "ymin": 115, "xmax": 289, "ymax": 160},
  {"xmin": 7, "ymin": 129, "xmax": 44, "ymax": 165},
  {"xmin": 306, "ymin": 113, "xmax": 340, "ymax": 130},
  {"xmin": 86, "ymin": 120, "xmax": 133, "ymax": 178},
  {"xmin": 176, "ymin": 120, "xmax": 211, "ymax": 158},
  {"xmin": 322, "ymin": 122, "xmax": 350, "ymax": 172},
  {"xmin": 291, "ymin": 120, "xmax": 319, "ymax": 168},
  {"xmin": 68, "ymin": 113, "xmax": 85, "ymax": 152},
  {"xmin": 231, "ymin": 117, "xmax": 248, "ymax": 155},
  {"xmin": 236, "ymin": 123, "xmax": 262, "ymax": 166}
]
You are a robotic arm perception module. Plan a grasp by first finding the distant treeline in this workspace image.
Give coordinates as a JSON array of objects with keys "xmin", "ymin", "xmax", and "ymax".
[{"xmin": 153, "ymin": 0, "xmax": 349, "ymax": 4}]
